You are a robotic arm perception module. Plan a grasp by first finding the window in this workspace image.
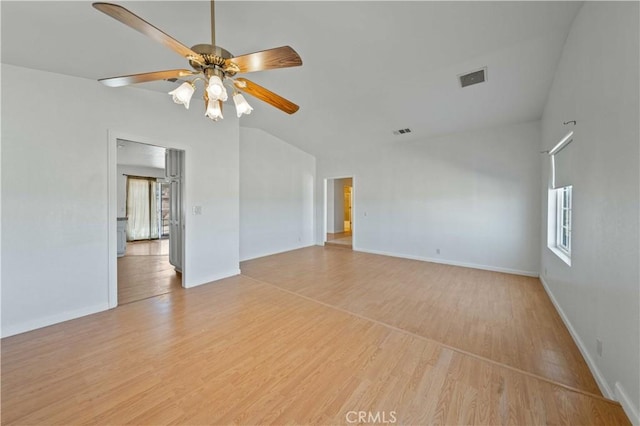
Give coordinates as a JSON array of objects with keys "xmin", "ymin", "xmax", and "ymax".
[
  {"xmin": 126, "ymin": 177, "xmax": 159, "ymax": 241},
  {"xmin": 547, "ymin": 129, "xmax": 574, "ymax": 265},
  {"xmin": 547, "ymin": 185, "xmax": 572, "ymax": 265},
  {"xmin": 556, "ymin": 186, "xmax": 572, "ymax": 256}
]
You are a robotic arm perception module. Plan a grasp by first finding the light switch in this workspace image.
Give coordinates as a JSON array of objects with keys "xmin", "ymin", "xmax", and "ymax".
[{"xmin": 192, "ymin": 205, "xmax": 202, "ymax": 215}]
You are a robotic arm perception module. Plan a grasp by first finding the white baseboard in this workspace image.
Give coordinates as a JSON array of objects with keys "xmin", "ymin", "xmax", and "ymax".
[
  {"xmin": 184, "ymin": 269, "xmax": 241, "ymax": 288},
  {"xmin": 2, "ymin": 268, "xmax": 244, "ymax": 337},
  {"xmin": 615, "ymin": 381, "xmax": 640, "ymax": 426},
  {"xmin": 539, "ymin": 276, "xmax": 614, "ymax": 399},
  {"xmin": 355, "ymin": 248, "xmax": 539, "ymax": 277},
  {"xmin": 1, "ymin": 302, "xmax": 110, "ymax": 338}
]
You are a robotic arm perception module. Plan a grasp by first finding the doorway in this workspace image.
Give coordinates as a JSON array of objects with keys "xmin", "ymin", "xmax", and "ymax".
[
  {"xmin": 344, "ymin": 185, "xmax": 353, "ymax": 232},
  {"xmin": 115, "ymin": 139, "xmax": 184, "ymax": 305},
  {"xmin": 324, "ymin": 177, "xmax": 354, "ymax": 249}
]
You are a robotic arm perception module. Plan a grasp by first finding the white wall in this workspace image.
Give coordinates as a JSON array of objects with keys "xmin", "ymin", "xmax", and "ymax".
[
  {"xmin": 316, "ymin": 121, "xmax": 542, "ymax": 276},
  {"xmin": 239, "ymin": 127, "xmax": 315, "ymax": 261},
  {"xmin": 1, "ymin": 64, "xmax": 240, "ymax": 337},
  {"xmin": 116, "ymin": 165, "xmax": 165, "ymax": 218},
  {"xmin": 539, "ymin": 2, "xmax": 639, "ymax": 421}
]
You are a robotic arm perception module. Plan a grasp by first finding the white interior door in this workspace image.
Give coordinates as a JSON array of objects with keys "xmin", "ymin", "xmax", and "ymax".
[{"xmin": 166, "ymin": 148, "xmax": 184, "ymax": 272}]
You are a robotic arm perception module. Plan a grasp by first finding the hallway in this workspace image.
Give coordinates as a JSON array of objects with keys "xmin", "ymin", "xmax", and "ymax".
[
  {"xmin": 325, "ymin": 231, "xmax": 352, "ymax": 248},
  {"xmin": 117, "ymin": 239, "xmax": 181, "ymax": 305}
]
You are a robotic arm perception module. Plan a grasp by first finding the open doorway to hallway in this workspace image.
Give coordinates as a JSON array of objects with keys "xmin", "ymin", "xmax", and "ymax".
[
  {"xmin": 116, "ymin": 140, "xmax": 184, "ymax": 304},
  {"xmin": 324, "ymin": 177, "xmax": 353, "ymax": 249},
  {"xmin": 117, "ymin": 240, "xmax": 180, "ymax": 304}
]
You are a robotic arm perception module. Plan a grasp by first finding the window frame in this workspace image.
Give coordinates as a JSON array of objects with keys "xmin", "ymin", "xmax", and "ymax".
[
  {"xmin": 555, "ymin": 185, "xmax": 572, "ymax": 257},
  {"xmin": 547, "ymin": 129, "xmax": 575, "ymax": 266}
]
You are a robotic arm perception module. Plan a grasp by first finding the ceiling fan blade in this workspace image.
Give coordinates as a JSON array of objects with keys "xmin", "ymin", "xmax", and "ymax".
[
  {"xmin": 226, "ymin": 46, "xmax": 302, "ymax": 74},
  {"xmin": 99, "ymin": 69, "xmax": 199, "ymax": 87},
  {"xmin": 234, "ymin": 78, "xmax": 299, "ymax": 114},
  {"xmin": 93, "ymin": 2, "xmax": 205, "ymax": 65}
]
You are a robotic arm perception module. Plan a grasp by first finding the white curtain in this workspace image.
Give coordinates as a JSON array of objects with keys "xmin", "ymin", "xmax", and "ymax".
[
  {"xmin": 550, "ymin": 131, "xmax": 574, "ymax": 189},
  {"xmin": 126, "ymin": 178, "xmax": 160, "ymax": 241},
  {"xmin": 149, "ymin": 181, "xmax": 159, "ymax": 239},
  {"xmin": 552, "ymin": 146, "xmax": 573, "ymax": 189}
]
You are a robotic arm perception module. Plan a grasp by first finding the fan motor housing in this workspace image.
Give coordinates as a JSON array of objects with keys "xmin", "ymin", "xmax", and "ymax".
[{"xmin": 189, "ymin": 44, "xmax": 237, "ymax": 75}]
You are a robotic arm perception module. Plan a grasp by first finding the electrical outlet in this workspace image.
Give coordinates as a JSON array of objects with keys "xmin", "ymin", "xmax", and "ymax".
[
  {"xmin": 436, "ymin": 248, "xmax": 441, "ymax": 254},
  {"xmin": 596, "ymin": 339, "xmax": 603, "ymax": 357}
]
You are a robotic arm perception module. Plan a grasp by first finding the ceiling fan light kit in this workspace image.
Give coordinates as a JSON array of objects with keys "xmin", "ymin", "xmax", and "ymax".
[
  {"xmin": 206, "ymin": 73, "xmax": 228, "ymax": 102},
  {"xmin": 92, "ymin": 1, "xmax": 302, "ymax": 122},
  {"xmin": 233, "ymin": 93, "xmax": 253, "ymax": 118},
  {"xmin": 205, "ymin": 98, "xmax": 224, "ymax": 121},
  {"xmin": 168, "ymin": 81, "xmax": 196, "ymax": 109}
]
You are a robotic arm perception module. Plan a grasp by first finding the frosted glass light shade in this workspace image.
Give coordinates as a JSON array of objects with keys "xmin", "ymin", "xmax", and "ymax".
[
  {"xmin": 233, "ymin": 93, "xmax": 253, "ymax": 117},
  {"xmin": 206, "ymin": 75, "xmax": 228, "ymax": 101},
  {"xmin": 168, "ymin": 82, "xmax": 195, "ymax": 109},
  {"xmin": 205, "ymin": 99, "xmax": 223, "ymax": 121}
]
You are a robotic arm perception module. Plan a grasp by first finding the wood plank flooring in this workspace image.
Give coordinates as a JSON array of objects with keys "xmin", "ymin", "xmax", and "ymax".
[
  {"xmin": 118, "ymin": 240, "xmax": 181, "ymax": 305},
  {"xmin": 242, "ymin": 246, "xmax": 600, "ymax": 396},
  {"xmin": 125, "ymin": 239, "xmax": 169, "ymax": 256},
  {"xmin": 1, "ymin": 247, "xmax": 629, "ymax": 425},
  {"xmin": 326, "ymin": 231, "xmax": 353, "ymax": 249}
]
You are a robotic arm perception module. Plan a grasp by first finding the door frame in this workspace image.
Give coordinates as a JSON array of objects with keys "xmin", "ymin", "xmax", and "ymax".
[
  {"xmin": 107, "ymin": 130, "xmax": 186, "ymax": 309},
  {"xmin": 323, "ymin": 175, "xmax": 356, "ymax": 248}
]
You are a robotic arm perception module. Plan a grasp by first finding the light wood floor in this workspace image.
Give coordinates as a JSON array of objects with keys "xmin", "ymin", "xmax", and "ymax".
[
  {"xmin": 326, "ymin": 231, "xmax": 353, "ymax": 248},
  {"xmin": 125, "ymin": 238, "xmax": 169, "ymax": 256},
  {"xmin": 118, "ymin": 239, "xmax": 181, "ymax": 305},
  {"xmin": 1, "ymin": 247, "xmax": 629, "ymax": 425},
  {"xmin": 242, "ymin": 247, "xmax": 600, "ymax": 394}
]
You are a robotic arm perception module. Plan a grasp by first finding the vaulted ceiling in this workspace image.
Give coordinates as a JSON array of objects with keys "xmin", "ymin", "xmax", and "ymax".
[{"xmin": 2, "ymin": 1, "xmax": 581, "ymax": 156}]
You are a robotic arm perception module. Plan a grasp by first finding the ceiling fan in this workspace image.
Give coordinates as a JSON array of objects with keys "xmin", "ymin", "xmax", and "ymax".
[{"xmin": 93, "ymin": 1, "xmax": 302, "ymax": 121}]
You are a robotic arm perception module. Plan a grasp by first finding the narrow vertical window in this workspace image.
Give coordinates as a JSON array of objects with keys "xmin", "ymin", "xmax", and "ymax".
[{"xmin": 556, "ymin": 186, "xmax": 572, "ymax": 256}]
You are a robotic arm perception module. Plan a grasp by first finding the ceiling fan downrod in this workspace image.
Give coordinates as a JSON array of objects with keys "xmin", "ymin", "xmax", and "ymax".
[{"xmin": 210, "ymin": 0, "xmax": 216, "ymax": 47}]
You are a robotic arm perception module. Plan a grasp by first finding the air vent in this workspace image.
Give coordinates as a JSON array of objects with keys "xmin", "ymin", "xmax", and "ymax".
[
  {"xmin": 459, "ymin": 67, "xmax": 487, "ymax": 88},
  {"xmin": 392, "ymin": 128, "xmax": 412, "ymax": 136}
]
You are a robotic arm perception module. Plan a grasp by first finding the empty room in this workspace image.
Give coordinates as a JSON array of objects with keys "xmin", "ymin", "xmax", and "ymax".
[{"xmin": 1, "ymin": 1, "xmax": 638, "ymax": 425}]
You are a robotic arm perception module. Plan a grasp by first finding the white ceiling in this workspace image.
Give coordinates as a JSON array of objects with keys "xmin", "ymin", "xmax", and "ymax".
[
  {"xmin": 1, "ymin": 1, "xmax": 581, "ymax": 156},
  {"xmin": 117, "ymin": 139, "xmax": 166, "ymax": 169}
]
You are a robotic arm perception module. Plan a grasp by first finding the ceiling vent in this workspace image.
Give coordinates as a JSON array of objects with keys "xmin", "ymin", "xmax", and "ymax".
[
  {"xmin": 393, "ymin": 128, "xmax": 412, "ymax": 136},
  {"xmin": 459, "ymin": 67, "xmax": 487, "ymax": 88}
]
